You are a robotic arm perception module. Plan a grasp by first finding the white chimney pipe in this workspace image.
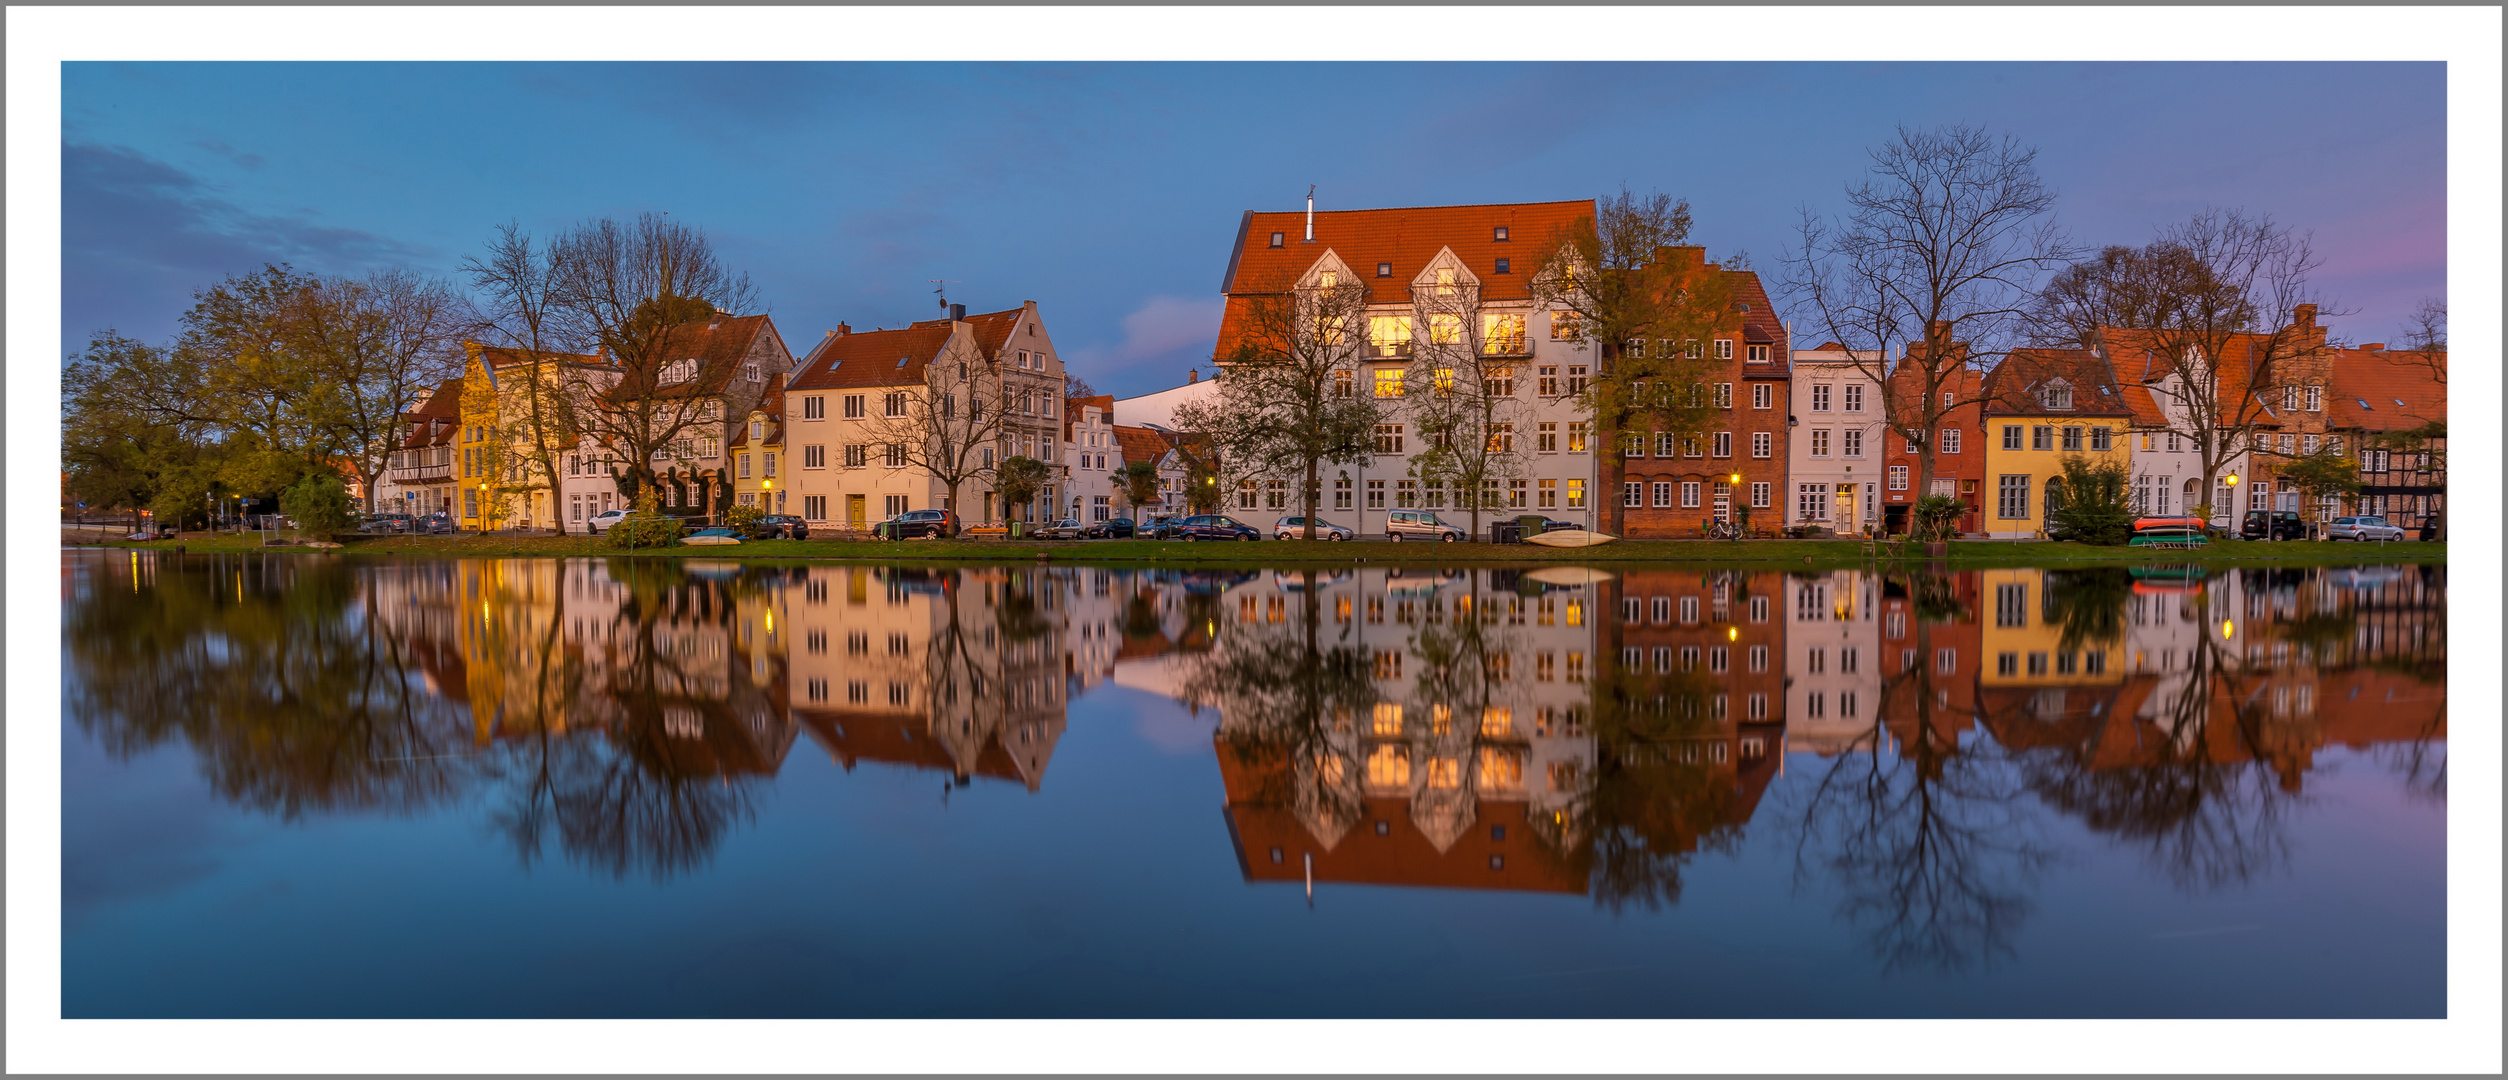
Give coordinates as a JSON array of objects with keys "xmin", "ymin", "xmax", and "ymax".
[{"xmin": 1305, "ymin": 185, "xmax": 1315, "ymax": 242}]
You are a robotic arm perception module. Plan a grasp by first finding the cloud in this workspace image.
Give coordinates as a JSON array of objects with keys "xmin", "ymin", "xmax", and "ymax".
[
  {"xmin": 1065, "ymin": 295, "xmax": 1223, "ymax": 397},
  {"xmin": 62, "ymin": 142, "xmax": 424, "ymax": 345},
  {"xmin": 192, "ymin": 139, "xmax": 265, "ymax": 170}
]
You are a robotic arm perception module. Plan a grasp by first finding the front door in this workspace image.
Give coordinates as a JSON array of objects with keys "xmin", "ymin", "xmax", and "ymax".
[
  {"xmin": 1712, "ymin": 486, "xmax": 1731, "ymax": 523},
  {"xmin": 847, "ymin": 494, "xmax": 867, "ymax": 530}
]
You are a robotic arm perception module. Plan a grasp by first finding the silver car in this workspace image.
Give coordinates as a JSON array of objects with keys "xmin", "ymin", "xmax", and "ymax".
[
  {"xmin": 2326, "ymin": 515, "xmax": 2407, "ymax": 542},
  {"xmin": 1273, "ymin": 516, "xmax": 1352, "ymax": 541},
  {"xmin": 1384, "ymin": 509, "xmax": 1464, "ymax": 542}
]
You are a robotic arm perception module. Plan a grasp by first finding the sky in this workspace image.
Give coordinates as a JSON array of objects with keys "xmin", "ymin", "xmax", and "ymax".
[{"xmin": 61, "ymin": 61, "xmax": 2446, "ymax": 399}]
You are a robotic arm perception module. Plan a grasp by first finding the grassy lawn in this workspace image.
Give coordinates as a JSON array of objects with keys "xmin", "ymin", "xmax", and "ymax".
[{"xmin": 76, "ymin": 530, "xmax": 2447, "ymax": 567}]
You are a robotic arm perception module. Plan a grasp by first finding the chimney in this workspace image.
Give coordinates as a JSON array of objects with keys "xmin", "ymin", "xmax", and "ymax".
[
  {"xmin": 949, "ymin": 303, "xmax": 966, "ymax": 322},
  {"xmin": 1188, "ymin": 368, "xmax": 1199, "ymax": 384},
  {"xmin": 2360, "ymin": 342, "xmax": 2384, "ymax": 352},
  {"xmin": 835, "ymin": 323, "xmax": 850, "ymax": 336},
  {"xmin": 2293, "ymin": 303, "xmax": 2317, "ymax": 329},
  {"xmin": 1305, "ymin": 185, "xmax": 1315, "ymax": 242}
]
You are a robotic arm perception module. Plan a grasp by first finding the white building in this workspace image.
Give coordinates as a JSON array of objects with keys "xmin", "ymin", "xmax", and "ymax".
[
  {"xmin": 1787, "ymin": 345, "xmax": 1889, "ymax": 535},
  {"xmin": 1783, "ymin": 569, "xmax": 1882, "ymax": 755}
]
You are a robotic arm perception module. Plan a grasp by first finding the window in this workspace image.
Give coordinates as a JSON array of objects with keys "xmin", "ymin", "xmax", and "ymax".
[
  {"xmin": 2091, "ymin": 428, "xmax": 2112, "ymax": 451},
  {"xmin": 1508, "ymin": 479, "xmax": 1527, "ymax": 507},
  {"xmin": 1625, "ymin": 337, "xmax": 1646, "ymax": 359},
  {"xmin": 803, "ymin": 444, "xmax": 825, "ymax": 469},
  {"xmin": 1376, "ymin": 261, "xmax": 1392, "ymax": 278},
  {"xmin": 1537, "ymin": 478, "xmax": 1556, "ymax": 508},
  {"xmin": 1494, "ymin": 258, "xmax": 1511, "ymax": 274},
  {"xmin": 2002, "ymin": 425, "xmax": 2023, "ymax": 450},
  {"xmin": 1796, "ymin": 484, "xmax": 1829, "ymax": 521},
  {"xmin": 1655, "ymin": 432, "xmax": 1677, "ymax": 457},
  {"xmin": 1811, "ymin": 384, "xmax": 1831, "ymax": 412},
  {"xmin": 1483, "ymin": 367, "xmax": 1517, "ymax": 396},
  {"xmin": 1712, "ymin": 432, "xmax": 1732, "ymax": 457},
  {"xmin": 738, "ymin": 453, "xmax": 752, "ymax": 479},
  {"xmin": 2061, "ymin": 426, "xmax": 2084, "ymax": 451},
  {"xmin": 1367, "ymin": 479, "xmax": 1385, "ymax": 509},
  {"xmin": 1567, "ymin": 365, "xmax": 1588, "ymax": 394},
  {"xmin": 1373, "ymin": 424, "xmax": 1405, "ymax": 453},
  {"xmin": 2032, "ymin": 425, "xmax": 2054, "ymax": 451},
  {"xmin": 1268, "ymin": 231, "xmax": 1285, "ymax": 247},
  {"xmin": 1366, "ymin": 317, "xmax": 1413, "ymax": 358},
  {"xmin": 883, "ymin": 443, "xmax": 907, "ymax": 468},
  {"xmin": 1567, "ymin": 421, "xmax": 1588, "ymax": 453},
  {"xmin": 2305, "ymin": 385, "xmax": 2323, "ymax": 411},
  {"xmin": 841, "ymin": 394, "xmax": 865, "ymax": 418},
  {"xmin": 1809, "ymin": 429, "xmax": 1830, "ymax": 457},
  {"xmin": 803, "ymin": 495, "xmax": 827, "ymax": 520},
  {"xmin": 1681, "ymin": 482, "xmax": 1700, "ymax": 508},
  {"xmin": 1482, "ymin": 314, "xmax": 1526, "ymax": 354},
  {"xmin": 1843, "ymin": 429, "xmax": 1863, "ymax": 458},
  {"xmin": 1623, "ymin": 482, "xmax": 1643, "ymax": 508},
  {"xmin": 844, "ymin": 444, "xmax": 868, "ymax": 468},
  {"xmin": 803, "ymin": 396, "xmax": 825, "ymax": 420},
  {"xmin": 883, "ymin": 391, "xmax": 908, "ymax": 417},
  {"xmin": 1888, "ymin": 465, "xmax": 1908, "ymax": 491},
  {"xmin": 1843, "ymin": 384, "xmax": 1863, "ymax": 412},
  {"xmin": 1753, "ymin": 383, "xmax": 1773, "ymax": 409},
  {"xmin": 1565, "ymin": 478, "xmax": 1585, "ymax": 509},
  {"xmin": 1942, "ymin": 428, "xmax": 1961, "ymax": 454},
  {"xmin": 1751, "ymin": 431, "xmax": 1772, "ymax": 458},
  {"xmin": 1537, "ymin": 422, "xmax": 1558, "ymax": 452},
  {"xmin": 1652, "ymin": 482, "xmax": 1674, "ymax": 508},
  {"xmin": 1997, "ymin": 475, "xmax": 2030, "ymax": 519},
  {"xmin": 1751, "ymin": 481, "xmax": 1771, "ymax": 508},
  {"xmin": 1748, "ymin": 344, "xmax": 1770, "ymax": 363},
  {"xmin": 1373, "ymin": 368, "xmax": 1405, "ymax": 398},
  {"xmin": 1715, "ymin": 339, "xmax": 1733, "ymax": 360}
]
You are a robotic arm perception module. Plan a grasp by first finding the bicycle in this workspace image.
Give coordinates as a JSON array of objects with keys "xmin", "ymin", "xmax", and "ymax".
[{"xmin": 1704, "ymin": 519, "xmax": 1742, "ymax": 541}]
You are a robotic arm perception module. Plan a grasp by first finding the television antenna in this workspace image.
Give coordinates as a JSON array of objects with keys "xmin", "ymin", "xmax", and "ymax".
[{"xmin": 929, "ymin": 279, "xmax": 961, "ymax": 311}]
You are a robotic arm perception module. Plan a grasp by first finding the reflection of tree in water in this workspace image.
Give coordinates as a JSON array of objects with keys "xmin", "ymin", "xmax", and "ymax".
[
  {"xmin": 65, "ymin": 553, "xmax": 473, "ymax": 817},
  {"xmin": 1539, "ymin": 663, "xmax": 1740, "ymax": 913},
  {"xmin": 481, "ymin": 558, "xmax": 772, "ymax": 881},
  {"xmin": 1788, "ymin": 569, "xmax": 2053, "ymax": 974},
  {"xmin": 1183, "ymin": 570, "xmax": 1376, "ymax": 848},
  {"xmin": 2040, "ymin": 567, "xmax": 2130, "ymax": 652}
]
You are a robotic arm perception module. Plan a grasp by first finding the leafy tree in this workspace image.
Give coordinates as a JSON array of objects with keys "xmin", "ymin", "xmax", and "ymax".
[
  {"xmin": 279, "ymin": 471, "xmax": 356, "ymax": 537},
  {"xmin": 2274, "ymin": 447, "xmax": 2363, "ymax": 531},
  {"xmin": 1529, "ymin": 189, "xmax": 1738, "ymax": 536},
  {"xmin": 604, "ymin": 490, "xmax": 682, "ymax": 549},
  {"xmin": 993, "ymin": 455, "xmax": 1051, "ymax": 524},
  {"xmin": 1111, "ymin": 460, "xmax": 1163, "ymax": 518},
  {"xmin": 1911, "ymin": 493, "xmax": 1967, "ymax": 542},
  {"xmin": 721, "ymin": 504, "xmax": 768, "ymax": 537},
  {"xmin": 2044, "ymin": 454, "xmax": 2133, "ymax": 544}
]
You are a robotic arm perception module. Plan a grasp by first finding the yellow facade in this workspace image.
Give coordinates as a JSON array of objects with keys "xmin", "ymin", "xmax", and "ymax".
[
  {"xmin": 458, "ymin": 357, "xmax": 502, "ymax": 530},
  {"xmin": 1980, "ymin": 415, "xmax": 2131, "ymax": 537},
  {"xmin": 730, "ymin": 409, "xmax": 785, "ymax": 515},
  {"xmin": 1977, "ymin": 568, "xmax": 2126, "ymax": 690}
]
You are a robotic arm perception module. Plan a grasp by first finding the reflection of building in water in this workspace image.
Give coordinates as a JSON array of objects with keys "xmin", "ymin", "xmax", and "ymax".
[
  {"xmin": 1780, "ymin": 570, "xmax": 1877, "ymax": 755},
  {"xmin": 1987, "ymin": 565, "xmax": 2444, "ymax": 793},
  {"xmin": 1199, "ymin": 568, "xmax": 1602, "ymax": 890},
  {"xmin": 782, "ymin": 566, "xmax": 1067, "ymax": 789},
  {"xmin": 1877, "ymin": 571, "xmax": 1982, "ymax": 753}
]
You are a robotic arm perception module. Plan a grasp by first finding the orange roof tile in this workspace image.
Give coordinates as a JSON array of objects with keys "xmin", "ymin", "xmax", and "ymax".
[
  {"xmin": 1112, "ymin": 424, "xmax": 1178, "ymax": 468},
  {"xmin": 1221, "ymin": 200, "xmax": 1593, "ymax": 301},
  {"xmin": 2326, "ymin": 349, "xmax": 2445, "ymax": 431},
  {"xmin": 785, "ymin": 325, "xmax": 952, "ymax": 392},
  {"xmin": 908, "ymin": 306, "xmax": 1027, "ymax": 361},
  {"xmin": 1980, "ymin": 348, "xmax": 2133, "ymax": 419}
]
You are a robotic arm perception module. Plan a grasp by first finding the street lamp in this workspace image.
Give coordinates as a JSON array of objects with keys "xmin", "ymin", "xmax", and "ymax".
[{"xmin": 479, "ymin": 483, "xmax": 490, "ymax": 535}]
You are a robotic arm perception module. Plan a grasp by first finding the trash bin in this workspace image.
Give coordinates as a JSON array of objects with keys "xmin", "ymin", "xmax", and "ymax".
[
  {"xmin": 1010, "ymin": 520, "xmax": 1025, "ymax": 539},
  {"xmin": 1491, "ymin": 523, "xmax": 1525, "ymax": 545}
]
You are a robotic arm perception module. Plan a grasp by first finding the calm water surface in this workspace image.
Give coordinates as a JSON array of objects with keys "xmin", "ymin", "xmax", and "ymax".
[{"xmin": 60, "ymin": 551, "xmax": 2446, "ymax": 1017}]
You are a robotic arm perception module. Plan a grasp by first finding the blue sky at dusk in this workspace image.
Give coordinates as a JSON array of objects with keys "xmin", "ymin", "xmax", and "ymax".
[{"xmin": 63, "ymin": 61, "xmax": 2445, "ymax": 398}]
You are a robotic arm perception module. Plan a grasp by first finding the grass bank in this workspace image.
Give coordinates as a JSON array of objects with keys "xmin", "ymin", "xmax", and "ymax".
[{"xmin": 78, "ymin": 531, "xmax": 2447, "ymax": 568}]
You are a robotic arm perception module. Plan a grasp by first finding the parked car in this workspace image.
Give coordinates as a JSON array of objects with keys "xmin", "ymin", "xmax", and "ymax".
[
  {"xmin": 364, "ymin": 511, "xmax": 415, "ymax": 534},
  {"xmin": 2240, "ymin": 509, "xmax": 2308, "ymax": 541},
  {"xmin": 422, "ymin": 511, "xmax": 455, "ymax": 534},
  {"xmin": 2326, "ymin": 515, "xmax": 2407, "ymax": 542},
  {"xmin": 586, "ymin": 508, "xmax": 632, "ymax": 535},
  {"xmin": 1032, "ymin": 518, "xmax": 1088, "ymax": 540},
  {"xmin": 881, "ymin": 509, "xmax": 960, "ymax": 539},
  {"xmin": 749, "ymin": 513, "xmax": 809, "ymax": 540},
  {"xmin": 1384, "ymin": 509, "xmax": 1464, "ymax": 542},
  {"xmin": 1082, "ymin": 517, "xmax": 1136, "ymax": 539},
  {"xmin": 1272, "ymin": 516, "xmax": 1352, "ymax": 541},
  {"xmin": 1172, "ymin": 514, "xmax": 1260, "ymax": 541},
  {"xmin": 1141, "ymin": 515, "xmax": 1185, "ymax": 539}
]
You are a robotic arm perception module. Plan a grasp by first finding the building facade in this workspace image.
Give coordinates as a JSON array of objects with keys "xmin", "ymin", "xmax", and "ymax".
[
  {"xmin": 1978, "ymin": 349, "xmax": 2135, "ymax": 539},
  {"xmin": 1787, "ymin": 345, "xmax": 1889, "ymax": 535}
]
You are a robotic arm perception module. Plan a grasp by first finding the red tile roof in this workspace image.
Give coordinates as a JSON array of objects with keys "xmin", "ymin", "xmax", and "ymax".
[
  {"xmin": 1221, "ymin": 199, "xmax": 1594, "ymax": 301},
  {"xmin": 1112, "ymin": 424, "xmax": 1178, "ymax": 469},
  {"xmin": 785, "ymin": 325, "xmax": 952, "ymax": 392},
  {"xmin": 2326, "ymin": 349, "xmax": 2445, "ymax": 431},
  {"xmin": 908, "ymin": 306, "xmax": 1028, "ymax": 361},
  {"xmin": 1980, "ymin": 348, "xmax": 2133, "ymax": 419}
]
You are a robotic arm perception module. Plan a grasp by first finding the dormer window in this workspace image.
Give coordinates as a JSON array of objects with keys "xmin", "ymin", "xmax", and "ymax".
[
  {"xmin": 2040, "ymin": 383, "xmax": 2074, "ymax": 410},
  {"xmin": 660, "ymin": 359, "xmax": 698, "ymax": 384},
  {"xmin": 1493, "ymin": 226, "xmax": 1509, "ymax": 242},
  {"xmin": 1269, "ymin": 231, "xmax": 1285, "ymax": 248},
  {"xmin": 1435, "ymin": 268, "xmax": 1455, "ymax": 296},
  {"xmin": 750, "ymin": 419, "xmax": 765, "ymax": 441},
  {"xmin": 743, "ymin": 362, "xmax": 761, "ymax": 383},
  {"xmin": 1318, "ymin": 270, "xmax": 1338, "ymax": 288}
]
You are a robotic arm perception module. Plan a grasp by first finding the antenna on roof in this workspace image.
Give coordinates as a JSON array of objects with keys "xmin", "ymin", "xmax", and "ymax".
[
  {"xmin": 929, "ymin": 279, "xmax": 960, "ymax": 311},
  {"xmin": 1305, "ymin": 186, "xmax": 1315, "ymax": 242}
]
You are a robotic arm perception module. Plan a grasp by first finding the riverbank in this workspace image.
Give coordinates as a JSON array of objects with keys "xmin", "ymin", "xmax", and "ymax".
[{"xmin": 78, "ymin": 531, "xmax": 2447, "ymax": 567}]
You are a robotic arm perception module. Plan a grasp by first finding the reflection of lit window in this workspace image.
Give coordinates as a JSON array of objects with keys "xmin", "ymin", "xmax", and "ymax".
[
  {"xmin": 1430, "ymin": 703, "xmax": 1453, "ymax": 735},
  {"xmin": 1479, "ymin": 748, "xmax": 1524, "ymax": 789},
  {"xmin": 1426, "ymin": 757, "xmax": 1462, "ymax": 789},
  {"xmin": 1564, "ymin": 601, "xmax": 1583, "ymax": 627},
  {"xmin": 1366, "ymin": 745, "xmax": 1411, "ymax": 787},
  {"xmin": 1480, "ymin": 707, "xmax": 1513, "ymax": 738},
  {"xmin": 1549, "ymin": 760, "xmax": 1579, "ymax": 791},
  {"xmin": 1371, "ymin": 702, "xmax": 1404, "ymax": 735}
]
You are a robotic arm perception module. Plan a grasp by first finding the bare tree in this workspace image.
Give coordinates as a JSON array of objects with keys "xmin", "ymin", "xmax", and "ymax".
[
  {"xmin": 2033, "ymin": 209, "xmax": 2328, "ymax": 524},
  {"xmin": 1403, "ymin": 269, "xmax": 1532, "ymax": 537},
  {"xmin": 1174, "ymin": 268, "xmax": 1381, "ymax": 540},
  {"xmin": 547, "ymin": 213, "xmax": 759, "ymax": 496},
  {"xmin": 858, "ymin": 333, "xmax": 1011, "ymax": 519},
  {"xmin": 1529, "ymin": 189, "xmax": 1737, "ymax": 535},
  {"xmin": 1786, "ymin": 125, "xmax": 2077, "ymax": 511},
  {"xmin": 2396, "ymin": 296, "xmax": 2445, "ymax": 384},
  {"xmin": 462, "ymin": 224, "xmax": 604, "ymax": 524},
  {"xmin": 289, "ymin": 269, "xmax": 470, "ymax": 513}
]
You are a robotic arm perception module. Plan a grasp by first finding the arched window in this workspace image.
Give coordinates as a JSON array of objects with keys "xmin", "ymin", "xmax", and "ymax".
[{"xmin": 2044, "ymin": 476, "xmax": 2067, "ymax": 515}]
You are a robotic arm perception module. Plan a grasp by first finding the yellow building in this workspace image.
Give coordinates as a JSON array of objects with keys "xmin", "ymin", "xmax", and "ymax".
[
  {"xmin": 1979, "ymin": 348, "xmax": 2134, "ymax": 539},
  {"xmin": 729, "ymin": 374, "xmax": 788, "ymax": 515},
  {"xmin": 1977, "ymin": 568, "xmax": 2126, "ymax": 691}
]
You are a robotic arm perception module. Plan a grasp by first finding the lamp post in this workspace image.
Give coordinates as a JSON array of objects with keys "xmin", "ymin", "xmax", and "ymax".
[
  {"xmin": 2223, "ymin": 473, "xmax": 2239, "ymax": 538},
  {"xmin": 1728, "ymin": 471, "xmax": 1745, "ymax": 539},
  {"xmin": 479, "ymin": 483, "xmax": 490, "ymax": 535}
]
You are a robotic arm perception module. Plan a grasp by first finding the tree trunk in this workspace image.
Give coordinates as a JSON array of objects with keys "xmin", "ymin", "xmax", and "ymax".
[{"xmin": 1303, "ymin": 458, "xmax": 1318, "ymax": 541}]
